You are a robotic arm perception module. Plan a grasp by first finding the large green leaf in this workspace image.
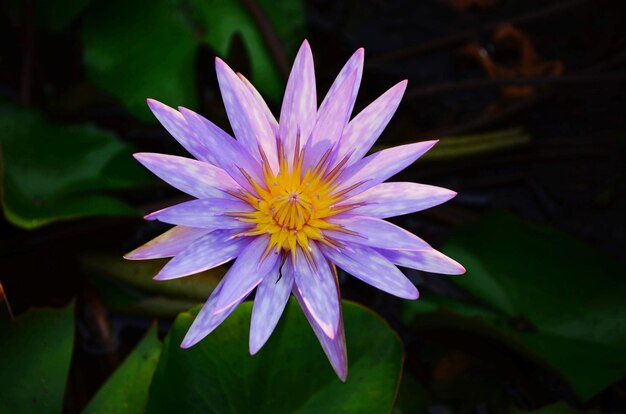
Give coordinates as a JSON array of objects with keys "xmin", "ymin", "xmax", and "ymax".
[
  {"xmin": 83, "ymin": 326, "xmax": 162, "ymax": 414},
  {"xmin": 81, "ymin": 0, "xmax": 305, "ymax": 121},
  {"xmin": 145, "ymin": 299, "xmax": 403, "ymax": 413},
  {"xmin": 404, "ymin": 212, "xmax": 626, "ymax": 401},
  {"xmin": 0, "ymin": 104, "xmax": 149, "ymax": 229},
  {"xmin": 0, "ymin": 303, "xmax": 75, "ymax": 414}
]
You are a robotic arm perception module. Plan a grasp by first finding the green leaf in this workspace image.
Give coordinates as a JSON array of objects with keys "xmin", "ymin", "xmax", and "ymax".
[
  {"xmin": 0, "ymin": 104, "xmax": 149, "ymax": 229},
  {"xmin": 81, "ymin": 0, "xmax": 305, "ymax": 121},
  {"xmin": 145, "ymin": 299, "xmax": 403, "ymax": 413},
  {"xmin": 84, "ymin": 326, "xmax": 162, "ymax": 414},
  {"xmin": 0, "ymin": 303, "xmax": 75, "ymax": 414},
  {"xmin": 404, "ymin": 212, "xmax": 626, "ymax": 401},
  {"xmin": 82, "ymin": 252, "xmax": 222, "ymax": 303}
]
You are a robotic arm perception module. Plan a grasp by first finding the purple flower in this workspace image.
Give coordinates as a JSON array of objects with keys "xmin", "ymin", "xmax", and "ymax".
[{"xmin": 126, "ymin": 40, "xmax": 464, "ymax": 381}]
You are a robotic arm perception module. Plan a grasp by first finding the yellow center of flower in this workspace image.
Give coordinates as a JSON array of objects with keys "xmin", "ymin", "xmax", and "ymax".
[{"xmin": 229, "ymin": 137, "xmax": 358, "ymax": 262}]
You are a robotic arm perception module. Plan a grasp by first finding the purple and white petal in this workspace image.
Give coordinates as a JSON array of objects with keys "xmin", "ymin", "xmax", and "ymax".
[
  {"xmin": 327, "ymin": 215, "xmax": 430, "ymax": 250},
  {"xmin": 238, "ymin": 73, "xmax": 279, "ymax": 137},
  {"xmin": 181, "ymin": 277, "xmax": 243, "ymax": 348},
  {"xmin": 336, "ymin": 140, "xmax": 438, "ymax": 198},
  {"xmin": 249, "ymin": 258, "xmax": 294, "ymax": 355},
  {"xmin": 379, "ymin": 248, "xmax": 466, "ymax": 275},
  {"xmin": 335, "ymin": 80, "xmax": 408, "ymax": 166},
  {"xmin": 124, "ymin": 226, "xmax": 210, "ymax": 260},
  {"xmin": 146, "ymin": 99, "xmax": 217, "ymax": 165},
  {"xmin": 341, "ymin": 182, "xmax": 456, "ymax": 218},
  {"xmin": 322, "ymin": 244, "xmax": 419, "ymax": 300},
  {"xmin": 215, "ymin": 58, "xmax": 278, "ymax": 172},
  {"xmin": 293, "ymin": 285, "xmax": 348, "ymax": 382},
  {"xmin": 179, "ymin": 107, "xmax": 265, "ymax": 193},
  {"xmin": 279, "ymin": 40, "xmax": 317, "ymax": 164},
  {"xmin": 145, "ymin": 198, "xmax": 253, "ymax": 230},
  {"xmin": 318, "ymin": 48, "xmax": 364, "ymax": 122},
  {"xmin": 292, "ymin": 244, "xmax": 341, "ymax": 339},
  {"xmin": 133, "ymin": 153, "xmax": 238, "ymax": 199},
  {"xmin": 303, "ymin": 69, "xmax": 358, "ymax": 169},
  {"xmin": 212, "ymin": 235, "xmax": 281, "ymax": 314},
  {"xmin": 155, "ymin": 230, "xmax": 248, "ymax": 280}
]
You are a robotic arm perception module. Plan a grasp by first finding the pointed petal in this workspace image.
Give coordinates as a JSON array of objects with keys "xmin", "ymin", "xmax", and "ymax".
[
  {"xmin": 181, "ymin": 277, "xmax": 243, "ymax": 348},
  {"xmin": 293, "ymin": 285, "xmax": 348, "ymax": 381},
  {"xmin": 318, "ymin": 48, "xmax": 364, "ymax": 122},
  {"xmin": 378, "ymin": 248, "xmax": 466, "ymax": 275},
  {"xmin": 336, "ymin": 140, "xmax": 438, "ymax": 198},
  {"xmin": 133, "ymin": 153, "xmax": 238, "ymax": 199},
  {"xmin": 327, "ymin": 215, "xmax": 430, "ymax": 250},
  {"xmin": 238, "ymin": 73, "xmax": 278, "ymax": 137},
  {"xmin": 292, "ymin": 244, "xmax": 341, "ymax": 339},
  {"xmin": 179, "ymin": 107, "xmax": 265, "ymax": 194},
  {"xmin": 146, "ymin": 99, "xmax": 217, "ymax": 164},
  {"xmin": 249, "ymin": 258, "xmax": 293, "ymax": 354},
  {"xmin": 145, "ymin": 198, "xmax": 254, "ymax": 230},
  {"xmin": 322, "ymin": 244, "xmax": 419, "ymax": 299},
  {"xmin": 279, "ymin": 40, "xmax": 317, "ymax": 160},
  {"xmin": 124, "ymin": 226, "xmax": 210, "ymax": 260},
  {"xmin": 215, "ymin": 58, "xmax": 278, "ymax": 172},
  {"xmin": 155, "ymin": 230, "xmax": 248, "ymax": 280},
  {"xmin": 303, "ymin": 69, "xmax": 358, "ymax": 169},
  {"xmin": 212, "ymin": 235, "xmax": 281, "ymax": 314},
  {"xmin": 336, "ymin": 80, "xmax": 408, "ymax": 165},
  {"xmin": 342, "ymin": 182, "xmax": 457, "ymax": 218}
]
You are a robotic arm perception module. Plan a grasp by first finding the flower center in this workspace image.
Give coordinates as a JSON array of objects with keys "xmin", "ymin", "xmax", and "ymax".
[{"xmin": 230, "ymin": 136, "xmax": 357, "ymax": 261}]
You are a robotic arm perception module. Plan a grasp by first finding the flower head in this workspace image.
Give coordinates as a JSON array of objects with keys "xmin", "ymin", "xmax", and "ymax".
[{"xmin": 126, "ymin": 40, "xmax": 464, "ymax": 381}]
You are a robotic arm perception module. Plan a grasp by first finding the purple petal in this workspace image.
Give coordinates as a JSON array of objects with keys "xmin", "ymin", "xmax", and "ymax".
[
  {"xmin": 181, "ymin": 276, "xmax": 243, "ymax": 348},
  {"xmin": 133, "ymin": 153, "xmax": 238, "ymax": 199},
  {"xmin": 124, "ymin": 226, "xmax": 210, "ymax": 260},
  {"xmin": 303, "ymin": 69, "xmax": 358, "ymax": 169},
  {"xmin": 146, "ymin": 99, "xmax": 217, "ymax": 164},
  {"xmin": 238, "ymin": 73, "xmax": 278, "ymax": 137},
  {"xmin": 336, "ymin": 140, "xmax": 438, "ymax": 198},
  {"xmin": 215, "ymin": 58, "xmax": 278, "ymax": 172},
  {"xmin": 179, "ymin": 107, "xmax": 265, "ymax": 194},
  {"xmin": 155, "ymin": 230, "xmax": 248, "ymax": 280},
  {"xmin": 249, "ymin": 257, "xmax": 293, "ymax": 355},
  {"xmin": 292, "ymin": 243, "xmax": 341, "ymax": 339},
  {"xmin": 327, "ymin": 215, "xmax": 430, "ymax": 250},
  {"xmin": 279, "ymin": 40, "xmax": 317, "ymax": 162},
  {"xmin": 212, "ymin": 235, "xmax": 281, "ymax": 315},
  {"xmin": 335, "ymin": 80, "xmax": 408, "ymax": 166},
  {"xmin": 341, "ymin": 182, "xmax": 457, "ymax": 218},
  {"xmin": 318, "ymin": 48, "xmax": 364, "ymax": 123},
  {"xmin": 378, "ymin": 248, "xmax": 466, "ymax": 275},
  {"xmin": 145, "ymin": 198, "xmax": 253, "ymax": 230},
  {"xmin": 322, "ymin": 244, "xmax": 419, "ymax": 300},
  {"xmin": 293, "ymin": 285, "xmax": 348, "ymax": 381}
]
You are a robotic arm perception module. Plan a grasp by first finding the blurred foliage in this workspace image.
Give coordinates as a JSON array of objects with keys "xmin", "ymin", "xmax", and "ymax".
[
  {"xmin": 145, "ymin": 300, "xmax": 403, "ymax": 413},
  {"xmin": 81, "ymin": 0, "xmax": 305, "ymax": 121},
  {"xmin": 82, "ymin": 252, "xmax": 224, "ymax": 317},
  {"xmin": 0, "ymin": 303, "xmax": 74, "ymax": 414},
  {"xmin": 422, "ymin": 128, "xmax": 531, "ymax": 161},
  {"xmin": 404, "ymin": 212, "xmax": 626, "ymax": 401},
  {"xmin": 83, "ymin": 326, "xmax": 161, "ymax": 414},
  {"xmin": 0, "ymin": 104, "xmax": 149, "ymax": 229}
]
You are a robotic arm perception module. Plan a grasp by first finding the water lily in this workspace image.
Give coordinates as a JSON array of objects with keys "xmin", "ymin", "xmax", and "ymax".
[{"xmin": 126, "ymin": 40, "xmax": 464, "ymax": 381}]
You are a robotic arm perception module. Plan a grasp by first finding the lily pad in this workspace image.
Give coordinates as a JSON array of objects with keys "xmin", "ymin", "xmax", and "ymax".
[
  {"xmin": 404, "ymin": 212, "xmax": 626, "ymax": 401},
  {"xmin": 0, "ymin": 104, "xmax": 149, "ymax": 229},
  {"xmin": 81, "ymin": 0, "xmax": 305, "ymax": 121},
  {"xmin": 84, "ymin": 326, "xmax": 162, "ymax": 414},
  {"xmin": 145, "ymin": 299, "xmax": 403, "ymax": 413},
  {"xmin": 0, "ymin": 303, "xmax": 75, "ymax": 414}
]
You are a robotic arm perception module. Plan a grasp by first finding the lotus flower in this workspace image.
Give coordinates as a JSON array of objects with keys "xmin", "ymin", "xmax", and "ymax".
[{"xmin": 126, "ymin": 40, "xmax": 464, "ymax": 380}]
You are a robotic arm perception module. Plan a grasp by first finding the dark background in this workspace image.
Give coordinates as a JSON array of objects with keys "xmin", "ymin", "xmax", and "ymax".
[{"xmin": 1, "ymin": 0, "xmax": 625, "ymax": 412}]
